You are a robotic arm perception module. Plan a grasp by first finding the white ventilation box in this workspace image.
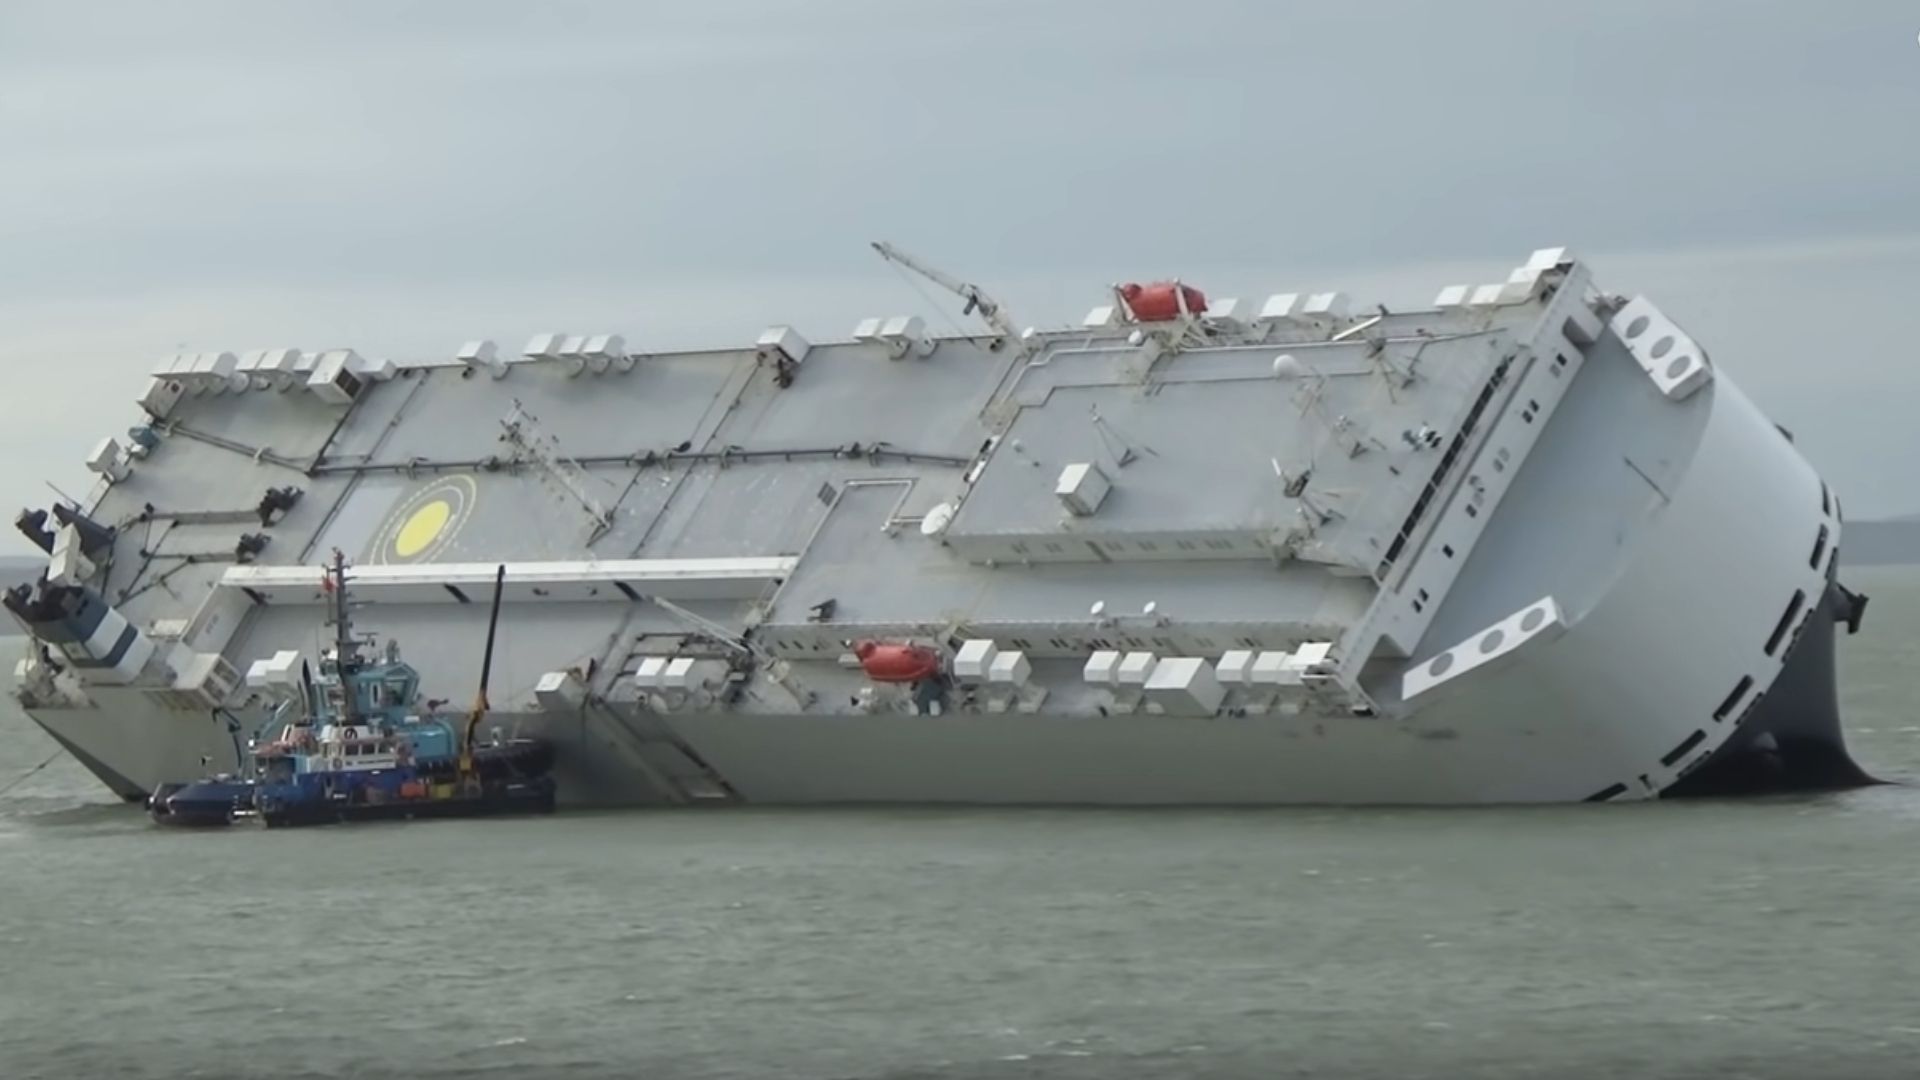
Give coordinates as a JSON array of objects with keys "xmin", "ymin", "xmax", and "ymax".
[
  {"xmin": 1083, "ymin": 304, "xmax": 1120, "ymax": 328},
  {"xmin": 633, "ymin": 656, "xmax": 670, "ymax": 690},
  {"xmin": 855, "ymin": 315, "xmax": 933, "ymax": 359},
  {"xmin": 663, "ymin": 658, "xmax": 699, "ymax": 690},
  {"xmin": 1144, "ymin": 657, "xmax": 1224, "ymax": 716},
  {"xmin": 1258, "ymin": 293, "xmax": 1301, "ymax": 321},
  {"xmin": 183, "ymin": 352, "xmax": 239, "ymax": 395},
  {"xmin": 48, "ymin": 523, "xmax": 96, "ymax": 587},
  {"xmin": 756, "ymin": 326, "xmax": 811, "ymax": 366},
  {"xmin": 1525, "ymin": 246, "xmax": 1575, "ymax": 270},
  {"xmin": 1083, "ymin": 649, "xmax": 1122, "ymax": 685},
  {"xmin": 558, "ymin": 335, "xmax": 595, "ymax": 377},
  {"xmin": 1205, "ymin": 297, "xmax": 1244, "ymax": 331},
  {"xmin": 584, "ymin": 334, "xmax": 632, "ymax": 372},
  {"xmin": 1469, "ymin": 283, "xmax": 1506, "ymax": 306},
  {"xmin": 307, "ymin": 350, "xmax": 368, "ymax": 405},
  {"xmin": 1287, "ymin": 641, "xmax": 1334, "ymax": 672},
  {"xmin": 534, "ymin": 669, "xmax": 588, "ymax": 712},
  {"xmin": 524, "ymin": 333, "xmax": 569, "ymax": 361},
  {"xmin": 1302, "ymin": 292, "xmax": 1349, "ymax": 321},
  {"xmin": 1117, "ymin": 651, "xmax": 1158, "ymax": 687},
  {"xmin": 138, "ymin": 377, "xmax": 186, "ymax": 420},
  {"xmin": 458, "ymin": 340, "xmax": 508, "ymax": 379},
  {"xmin": 1055, "ymin": 462, "xmax": 1111, "ymax": 517},
  {"xmin": 953, "ymin": 639, "xmax": 999, "ymax": 684},
  {"xmin": 238, "ymin": 348, "xmax": 305, "ymax": 390},
  {"xmin": 663, "ymin": 657, "xmax": 722, "ymax": 691},
  {"xmin": 1216, "ymin": 649, "xmax": 1256, "ymax": 686},
  {"xmin": 244, "ymin": 649, "xmax": 304, "ymax": 692},
  {"xmin": 85, "ymin": 437, "xmax": 130, "ymax": 483},
  {"xmin": 987, "ymin": 650, "xmax": 1031, "ymax": 687},
  {"xmin": 167, "ymin": 652, "xmax": 240, "ymax": 710},
  {"xmin": 1493, "ymin": 260, "xmax": 1559, "ymax": 304},
  {"xmin": 1249, "ymin": 650, "xmax": 1297, "ymax": 686},
  {"xmin": 880, "ymin": 315, "xmax": 935, "ymax": 359},
  {"xmin": 880, "ymin": 314, "xmax": 924, "ymax": 340}
]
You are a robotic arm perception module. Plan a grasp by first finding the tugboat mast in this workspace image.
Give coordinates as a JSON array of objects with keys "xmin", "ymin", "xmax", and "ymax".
[{"xmin": 324, "ymin": 549, "xmax": 360, "ymax": 723}]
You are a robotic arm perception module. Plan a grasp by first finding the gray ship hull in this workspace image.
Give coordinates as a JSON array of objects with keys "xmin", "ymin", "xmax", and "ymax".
[{"xmin": 9, "ymin": 245, "xmax": 1870, "ymax": 805}]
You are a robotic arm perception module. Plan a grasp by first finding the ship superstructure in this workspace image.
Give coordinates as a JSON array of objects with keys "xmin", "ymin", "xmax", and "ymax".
[{"xmin": 6, "ymin": 245, "xmax": 1871, "ymax": 805}]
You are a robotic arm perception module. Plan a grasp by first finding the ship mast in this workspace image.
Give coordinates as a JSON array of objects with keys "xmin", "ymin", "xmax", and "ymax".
[
  {"xmin": 324, "ymin": 549, "xmax": 361, "ymax": 723},
  {"xmin": 870, "ymin": 241, "xmax": 1027, "ymax": 356}
]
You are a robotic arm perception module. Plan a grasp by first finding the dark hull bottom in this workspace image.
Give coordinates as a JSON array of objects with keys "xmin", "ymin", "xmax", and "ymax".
[
  {"xmin": 1667, "ymin": 573, "xmax": 1878, "ymax": 798},
  {"xmin": 146, "ymin": 782, "xmax": 248, "ymax": 828},
  {"xmin": 259, "ymin": 780, "xmax": 557, "ymax": 829},
  {"xmin": 148, "ymin": 806, "xmax": 239, "ymax": 828}
]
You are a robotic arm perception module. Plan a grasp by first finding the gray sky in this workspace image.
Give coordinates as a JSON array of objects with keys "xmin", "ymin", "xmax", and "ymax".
[{"xmin": 4, "ymin": 0, "xmax": 1918, "ymax": 552}]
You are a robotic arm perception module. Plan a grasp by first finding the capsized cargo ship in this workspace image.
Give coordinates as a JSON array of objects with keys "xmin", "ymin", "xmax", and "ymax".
[{"xmin": 5, "ymin": 243, "xmax": 1873, "ymax": 805}]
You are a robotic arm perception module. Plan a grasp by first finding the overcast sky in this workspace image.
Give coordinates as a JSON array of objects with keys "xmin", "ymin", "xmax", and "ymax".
[{"xmin": 3, "ymin": 1, "xmax": 1917, "ymax": 552}]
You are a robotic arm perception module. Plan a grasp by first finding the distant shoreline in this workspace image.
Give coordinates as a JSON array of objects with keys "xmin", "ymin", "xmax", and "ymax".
[{"xmin": 1840, "ymin": 520, "xmax": 1920, "ymax": 568}]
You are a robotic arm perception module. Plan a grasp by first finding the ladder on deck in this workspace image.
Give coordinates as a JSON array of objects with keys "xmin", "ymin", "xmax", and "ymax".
[{"xmin": 581, "ymin": 695, "xmax": 739, "ymax": 805}]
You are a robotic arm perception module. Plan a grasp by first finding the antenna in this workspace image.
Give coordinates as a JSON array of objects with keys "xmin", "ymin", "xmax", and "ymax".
[
  {"xmin": 1088, "ymin": 405, "xmax": 1149, "ymax": 468},
  {"xmin": 43, "ymin": 481, "xmax": 82, "ymax": 509},
  {"xmin": 324, "ymin": 550, "xmax": 362, "ymax": 722}
]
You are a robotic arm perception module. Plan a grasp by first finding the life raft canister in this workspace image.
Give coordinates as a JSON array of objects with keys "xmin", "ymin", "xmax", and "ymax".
[
  {"xmin": 854, "ymin": 641, "xmax": 943, "ymax": 683},
  {"xmin": 1118, "ymin": 281, "xmax": 1207, "ymax": 322}
]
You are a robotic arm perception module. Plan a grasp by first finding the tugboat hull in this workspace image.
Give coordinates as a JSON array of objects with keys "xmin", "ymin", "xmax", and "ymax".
[
  {"xmin": 256, "ymin": 775, "xmax": 556, "ymax": 829},
  {"xmin": 146, "ymin": 779, "xmax": 256, "ymax": 828}
]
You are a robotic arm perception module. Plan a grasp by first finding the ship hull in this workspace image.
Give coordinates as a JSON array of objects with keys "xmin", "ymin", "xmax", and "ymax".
[
  {"xmin": 17, "ymin": 380, "xmax": 1867, "ymax": 807},
  {"xmin": 25, "ymin": 590, "xmax": 1856, "ymax": 809},
  {"xmin": 6, "ymin": 250, "xmax": 1870, "ymax": 808}
]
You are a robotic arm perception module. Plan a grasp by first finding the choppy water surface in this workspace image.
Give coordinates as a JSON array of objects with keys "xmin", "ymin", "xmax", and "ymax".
[{"xmin": 2, "ymin": 569, "xmax": 1917, "ymax": 1080}]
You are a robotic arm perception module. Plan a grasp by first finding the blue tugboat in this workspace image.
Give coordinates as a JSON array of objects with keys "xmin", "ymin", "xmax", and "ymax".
[{"xmin": 148, "ymin": 553, "xmax": 555, "ymax": 828}]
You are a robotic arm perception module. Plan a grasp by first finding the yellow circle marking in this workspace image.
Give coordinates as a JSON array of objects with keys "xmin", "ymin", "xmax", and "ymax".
[{"xmin": 394, "ymin": 500, "xmax": 453, "ymax": 558}]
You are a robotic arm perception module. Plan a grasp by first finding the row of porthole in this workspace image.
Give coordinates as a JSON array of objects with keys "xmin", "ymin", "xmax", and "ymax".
[
  {"xmin": 1621, "ymin": 312, "xmax": 1696, "ymax": 382},
  {"xmin": 1423, "ymin": 604, "xmax": 1552, "ymax": 681}
]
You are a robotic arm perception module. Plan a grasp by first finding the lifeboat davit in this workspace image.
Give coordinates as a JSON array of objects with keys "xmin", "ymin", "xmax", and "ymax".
[
  {"xmin": 1119, "ymin": 281, "xmax": 1207, "ymax": 322},
  {"xmin": 855, "ymin": 641, "xmax": 943, "ymax": 683}
]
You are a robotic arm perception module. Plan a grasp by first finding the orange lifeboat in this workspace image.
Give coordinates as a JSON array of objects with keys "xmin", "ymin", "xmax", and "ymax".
[
  {"xmin": 855, "ymin": 641, "xmax": 943, "ymax": 683},
  {"xmin": 1119, "ymin": 281, "xmax": 1207, "ymax": 322}
]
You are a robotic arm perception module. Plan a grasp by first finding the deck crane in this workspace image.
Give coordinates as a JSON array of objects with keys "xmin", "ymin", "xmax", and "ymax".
[
  {"xmin": 457, "ymin": 563, "xmax": 508, "ymax": 785},
  {"xmin": 870, "ymin": 241, "xmax": 1029, "ymax": 357}
]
